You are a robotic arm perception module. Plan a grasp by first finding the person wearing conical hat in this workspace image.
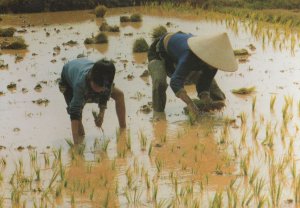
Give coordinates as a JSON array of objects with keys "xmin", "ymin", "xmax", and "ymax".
[{"xmin": 148, "ymin": 31, "xmax": 238, "ymax": 117}]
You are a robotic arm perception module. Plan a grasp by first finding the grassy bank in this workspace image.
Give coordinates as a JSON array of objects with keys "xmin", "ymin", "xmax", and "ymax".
[{"xmin": 143, "ymin": 1, "xmax": 300, "ymax": 29}]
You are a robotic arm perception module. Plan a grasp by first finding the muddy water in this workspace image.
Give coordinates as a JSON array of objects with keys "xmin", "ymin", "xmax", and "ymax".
[{"xmin": 1, "ymin": 6, "xmax": 300, "ymax": 207}]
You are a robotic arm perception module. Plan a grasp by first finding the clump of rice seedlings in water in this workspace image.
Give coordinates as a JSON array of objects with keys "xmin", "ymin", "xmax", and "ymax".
[
  {"xmin": 94, "ymin": 32, "xmax": 108, "ymax": 44},
  {"xmin": 232, "ymin": 86, "xmax": 256, "ymax": 95},
  {"xmin": 84, "ymin": 37, "xmax": 94, "ymax": 44},
  {"xmin": 120, "ymin": 16, "xmax": 130, "ymax": 22},
  {"xmin": 133, "ymin": 38, "xmax": 149, "ymax": 53},
  {"xmin": 233, "ymin": 48, "xmax": 249, "ymax": 56},
  {"xmin": 99, "ymin": 22, "xmax": 120, "ymax": 32},
  {"xmin": 94, "ymin": 5, "xmax": 107, "ymax": 18},
  {"xmin": 0, "ymin": 27, "xmax": 16, "ymax": 37},
  {"xmin": 1, "ymin": 37, "xmax": 28, "ymax": 49},
  {"xmin": 130, "ymin": 13, "xmax": 142, "ymax": 22},
  {"xmin": 151, "ymin": 25, "xmax": 167, "ymax": 40}
]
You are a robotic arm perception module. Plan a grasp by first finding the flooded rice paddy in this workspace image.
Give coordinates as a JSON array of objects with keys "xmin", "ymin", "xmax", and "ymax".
[{"xmin": 1, "ymin": 6, "xmax": 300, "ymax": 207}]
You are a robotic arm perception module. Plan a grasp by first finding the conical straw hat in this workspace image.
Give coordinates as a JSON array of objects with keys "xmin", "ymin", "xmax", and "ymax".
[{"xmin": 187, "ymin": 32, "xmax": 238, "ymax": 72}]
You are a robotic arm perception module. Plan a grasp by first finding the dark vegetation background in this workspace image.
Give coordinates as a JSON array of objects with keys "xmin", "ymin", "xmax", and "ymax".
[{"xmin": 0, "ymin": 0, "xmax": 299, "ymax": 13}]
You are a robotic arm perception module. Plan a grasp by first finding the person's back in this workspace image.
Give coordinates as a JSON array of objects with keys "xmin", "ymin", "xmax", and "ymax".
[{"xmin": 62, "ymin": 59, "xmax": 94, "ymax": 90}]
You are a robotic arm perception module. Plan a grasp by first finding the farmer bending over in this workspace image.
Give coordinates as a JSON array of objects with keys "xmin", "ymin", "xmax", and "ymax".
[
  {"xmin": 59, "ymin": 58, "xmax": 126, "ymax": 144},
  {"xmin": 148, "ymin": 32, "xmax": 238, "ymax": 118}
]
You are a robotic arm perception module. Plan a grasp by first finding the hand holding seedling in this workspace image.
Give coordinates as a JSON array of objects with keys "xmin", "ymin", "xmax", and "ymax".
[{"xmin": 92, "ymin": 110, "xmax": 105, "ymax": 128}]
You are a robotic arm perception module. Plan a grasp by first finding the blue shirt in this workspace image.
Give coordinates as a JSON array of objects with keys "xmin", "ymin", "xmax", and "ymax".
[
  {"xmin": 62, "ymin": 59, "xmax": 112, "ymax": 120},
  {"xmin": 163, "ymin": 33, "xmax": 211, "ymax": 95}
]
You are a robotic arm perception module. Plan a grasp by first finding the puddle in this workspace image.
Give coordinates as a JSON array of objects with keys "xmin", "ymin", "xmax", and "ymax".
[{"xmin": 0, "ymin": 6, "xmax": 300, "ymax": 207}]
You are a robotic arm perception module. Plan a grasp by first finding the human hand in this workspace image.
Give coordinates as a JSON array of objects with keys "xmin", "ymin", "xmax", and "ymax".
[{"xmin": 94, "ymin": 113, "xmax": 104, "ymax": 128}]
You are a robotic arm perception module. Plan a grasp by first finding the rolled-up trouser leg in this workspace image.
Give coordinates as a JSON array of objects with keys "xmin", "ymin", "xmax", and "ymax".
[
  {"xmin": 209, "ymin": 79, "xmax": 226, "ymax": 101},
  {"xmin": 148, "ymin": 59, "xmax": 168, "ymax": 112}
]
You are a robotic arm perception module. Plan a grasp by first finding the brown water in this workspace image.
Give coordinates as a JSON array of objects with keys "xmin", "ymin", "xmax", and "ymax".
[{"xmin": 1, "ymin": 6, "xmax": 300, "ymax": 207}]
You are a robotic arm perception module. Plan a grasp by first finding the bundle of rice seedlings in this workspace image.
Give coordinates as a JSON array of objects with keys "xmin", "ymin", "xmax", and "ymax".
[
  {"xmin": 95, "ymin": 5, "xmax": 107, "ymax": 18},
  {"xmin": 151, "ymin": 25, "xmax": 167, "ymax": 40}
]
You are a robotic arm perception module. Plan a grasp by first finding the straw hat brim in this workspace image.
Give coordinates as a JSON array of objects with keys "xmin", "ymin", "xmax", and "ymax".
[{"xmin": 187, "ymin": 33, "xmax": 238, "ymax": 72}]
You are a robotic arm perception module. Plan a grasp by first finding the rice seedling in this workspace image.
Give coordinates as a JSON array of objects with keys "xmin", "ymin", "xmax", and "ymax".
[
  {"xmin": 252, "ymin": 96, "xmax": 256, "ymax": 112},
  {"xmin": 133, "ymin": 38, "xmax": 149, "ymax": 53},
  {"xmin": 94, "ymin": 5, "xmax": 107, "ymax": 18},
  {"xmin": 253, "ymin": 178, "xmax": 265, "ymax": 199},
  {"xmin": 210, "ymin": 191, "xmax": 223, "ymax": 208},
  {"xmin": 101, "ymin": 139, "xmax": 110, "ymax": 152},
  {"xmin": 155, "ymin": 158, "xmax": 163, "ymax": 173},
  {"xmin": 34, "ymin": 166, "xmax": 40, "ymax": 181},
  {"xmin": 270, "ymin": 95, "xmax": 276, "ymax": 111},
  {"xmin": 241, "ymin": 188, "xmax": 253, "ymax": 207},
  {"xmin": 102, "ymin": 191, "xmax": 110, "ymax": 208},
  {"xmin": 240, "ymin": 156, "xmax": 249, "ymax": 176},
  {"xmin": 251, "ymin": 122, "xmax": 259, "ymax": 140},
  {"xmin": 44, "ymin": 153, "xmax": 50, "ymax": 167},
  {"xmin": 232, "ymin": 86, "xmax": 256, "ymax": 95},
  {"xmin": 241, "ymin": 128, "xmax": 247, "ymax": 146},
  {"xmin": 219, "ymin": 125, "xmax": 229, "ymax": 144},
  {"xmin": 239, "ymin": 112, "xmax": 247, "ymax": 125},
  {"xmin": 148, "ymin": 143, "xmax": 153, "ymax": 156},
  {"xmin": 126, "ymin": 130, "xmax": 131, "ymax": 150},
  {"xmin": 139, "ymin": 132, "xmax": 147, "ymax": 151},
  {"xmin": 249, "ymin": 168, "xmax": 259, "ymax": 186},
  {"xmin": 257, "ymin": 195, "xmax": 267, "ymax": 208}
]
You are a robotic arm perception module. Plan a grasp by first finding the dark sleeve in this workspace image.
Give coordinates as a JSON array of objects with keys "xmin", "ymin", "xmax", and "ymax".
[
  {"xmin": 68, "ymin": 84, "xmax": 85, "ymax": 120},
  {"xmin": 170, "ymin": 53, "xmax": 190, "ymax": 95}
]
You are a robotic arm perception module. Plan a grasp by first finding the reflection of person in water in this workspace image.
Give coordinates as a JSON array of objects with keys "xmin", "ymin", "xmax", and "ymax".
[
  {"xmin": 148, "ymin": 32, "xmax": 238, "ymax": 118},
  {"xmin": 59, "ymin": 58, "xmax": 126, "ymax": 145}
]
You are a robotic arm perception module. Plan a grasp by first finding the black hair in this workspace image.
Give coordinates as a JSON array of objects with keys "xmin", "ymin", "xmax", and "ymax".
[{"xmin": 90, "ymin": 59, "xmax": 116, "ymax": 87}]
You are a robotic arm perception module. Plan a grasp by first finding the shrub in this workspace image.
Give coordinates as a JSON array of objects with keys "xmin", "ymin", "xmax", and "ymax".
[
  {"xmin": 130, "ymin": 13, "xmax": 142, "ymax": 22},
  {"xmin": 0, "ymin": 27, "xmax": 16, "ymax": 37},
  {"xmin": 120, "ymin": 16, "xmax": 130, "ymax": 22},
  {"xmin": 133, "ymin": 38, "xmax": 149, "ymax": 53},
  {"xmin": 151, "ymin": 25, "xmax": 167, "ymax": 40},
  {"xmin": 94, "ymin": 32, "xmax": 108, "ymax": 43},
  {"xmin": 95, "ymin": 5, "xmax": 107, "ymax": 18}
]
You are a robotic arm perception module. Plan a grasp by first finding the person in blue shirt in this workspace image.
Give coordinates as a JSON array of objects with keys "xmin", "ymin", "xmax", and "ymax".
[
  {"xmin": 59, "ymin": 58, "xmax": 126, "ymax": 144},
  {"xmin": 148, "ymin": 32, "xmax": 238, "ymax": 118}
]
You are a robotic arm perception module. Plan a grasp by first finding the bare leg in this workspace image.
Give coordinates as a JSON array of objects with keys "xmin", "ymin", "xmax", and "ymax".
[{"xmin": 148, "ymin": 59, "xmax": 168, "ymax": 112}]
